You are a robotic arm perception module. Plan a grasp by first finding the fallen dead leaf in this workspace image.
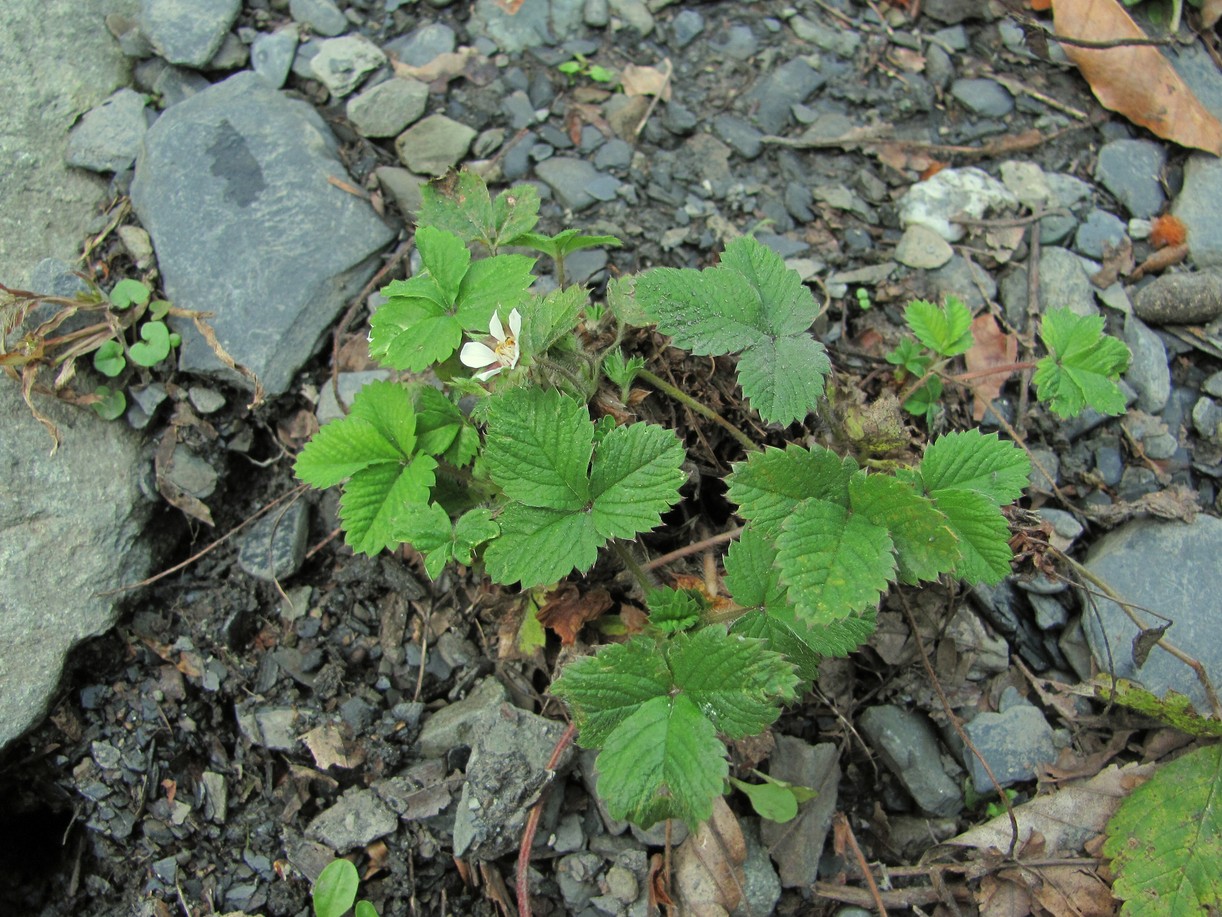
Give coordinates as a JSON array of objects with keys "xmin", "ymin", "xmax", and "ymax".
[
  {"xmin": 1129, "ymin": 241, "xmax": 1189, "ymax": 280},
  {"xmin": 535, "ymin": 584, "xmax": 613, "ymax": 645},
  {"xmin": 300, "ymin": 723, "xmax": 365, "ymax": 770},
  {"xmin": 963, "ymin": 313, "xmax": 1019, "ymax": 421},
  {"xmin": 674, "ymin": 797, "xmax": 746, "ymax": 915},
  {"xmin": 621, "ymin": 60, "xmax": 673, "ymax": 100},
  {"xmin": 1052, "ymin": 0, "xmax": 1222, "ymax": 154},
  {"xmin": 390, "ymin": 47, "xmax": 479, "ymax": 84}
]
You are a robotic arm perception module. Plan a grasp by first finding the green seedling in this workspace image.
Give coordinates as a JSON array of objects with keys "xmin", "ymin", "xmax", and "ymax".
[
  {"xmin": 294, "ymin": 169, "xmax": 1134, "ymax": 834},
  {"xmin": 557, "ymin": 53, "xmax": 617, "ymax": 85},
  {"xmin": 313, "ymin": 859, "xmax": 380, "ymax": 917}
]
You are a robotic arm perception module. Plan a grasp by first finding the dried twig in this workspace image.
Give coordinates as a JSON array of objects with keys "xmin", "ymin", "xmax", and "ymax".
[{"xmin": 517, "ymin": 721, "xmax": 577, "ymax": 917}]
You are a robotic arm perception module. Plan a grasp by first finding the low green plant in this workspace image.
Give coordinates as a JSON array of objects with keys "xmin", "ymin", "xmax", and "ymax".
[
  {"xmin": 886, "ymin": 295, "xmax": 1130, "ymax": 425},
  {"xmin": 557, "ymin": 52, "xmax": 617, "ymax": 86},
  {"xmin": 313, "ymin": 859, "xmax": 379, "ymax": 917},
  {"xmin": 294, "ymin": 170, "xmax": 1131, "ymax": 833}
]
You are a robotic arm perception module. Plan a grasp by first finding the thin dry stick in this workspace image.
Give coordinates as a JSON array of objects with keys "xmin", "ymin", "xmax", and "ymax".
[
  {"xmin": 96, "ymin": 483, "xmax": 310, "ymax": 596},
  {"xmin": 834, "ymin": 812, "xmax": 889, "ymax": 916},
  {"xmin": 516, "ymin": 721, "xmax": 577, "ymax": 917},
  {"xmin": 898, "ymin": 593, "xmax": 1021, "ymax": 858},
  {"xmin": 632, "ymin": 58, "xmax": 673, "ymax": 140},
  {"xmin": 641, "ymin": 526, "xmax": 742, "ymax": 572}
]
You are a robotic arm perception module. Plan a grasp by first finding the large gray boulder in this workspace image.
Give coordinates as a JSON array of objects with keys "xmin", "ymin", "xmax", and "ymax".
[
  {"xmin": 0, "ymin": 384, "xmax": 153, "ymax": 750},
  {"xmin": 130, "ymin": 71, "xmax": 395, "ymax": 396}
]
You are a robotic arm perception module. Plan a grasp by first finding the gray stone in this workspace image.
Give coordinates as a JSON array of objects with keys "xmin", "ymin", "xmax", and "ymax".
[
  {"xmin": 1175, "ymin": 154, "xmax": 1222, "ymax": 268},
  {"xmin": 583, "ymin": 0, "xmax": 609, "ymax": 28},
  {"xmin": 535, "ymin": 157, "xmax": 619, "ymax": 211},
  {"xmin": 188, "ymin": 386, "xmax": 226, "ymax": 414},
  {"xmin": 416, "ymin": 676, "xmax": 508, "ymax": 757},
  {"xmin": 469, "ymin": 0, "xmax": 582, "ymax": 52},
  {"xmin": 669, "ymin": 9, "xmax": 704, "ymax": 48},
  {"xmin": 1029, "ymin": 593, "xmax": 1069, "ymax": 630},
  {"xmin": 712, "ymin": 113, "xmax": 764, "ymax": 159},
  {"xmin": 1083, "ymin": 515, "xmax": 1222, "ymax": 713},
  {"xmin": 594, "ymin": 137, "xmax": 632, "ymax": 171},
  {"xmin": 1038, "ymin": 247, "xmax": 1097, "ymax": 316},
  {"xmin": 960, "ymin": 687, "xmax": 1056, "ymax": 793},
  {"xmin": 1123, "ymin": 314, "xmax": 1171, "ymax": 414},
  {"xmin": 1000, "ymin": 159, "xmax": 1052, "ymax": 211},
  {"xmin": 452, "ymin": 700, "xmax": 574, "ymax": 858},
  {"xmin": 289, "ymin": 0, "xmax": 348, "ymax": 37},
  {"xmin": 163, "ymin": 443, "xmax": 217, "ymax": 499},
  {"xmin": 950, "ymin": 78, "xmax": 1014, "ymax": 118},
  {"xmin": 374, "ymin": 166, "xmax": 425, "ymax": 219},
  {"xmin": 385, "ymin": 23, "xmax": 457, "ymax": 68},
  {"xmin": 732, "ymin": 821, "xmax": 782, "ymax": 917},
  {"xmin": 65, "ymin": 88, "xmax": 148, "ymax": 174},
  {"xmin": 236, "ymin": 704, "xmax": 303, "ymax": 750},
  {"xmin": 310, "ymin": 35, "xmax": 386, "ymax": 98},
  {"xmin": 930, "ymin": 25, "xmax": 970, "ymax": 51},
  {"xmin": 251, "ymin": 28, "xmax": 299, "ymax": 88},
  {"xmin": 291, "ymin": 38, "xmax": 322, "ymax": 80},
  {"xmin": 745, "ymin": 59, "xmax": 825, "ymax": 134},
  {"xmin": 0, "ymin": 384, "xmax": 153, "ymax": 751},
  {"xmin": 207, "ymin": 32, "xmax": 248, "ymax": 71},
  {"xmin": 307, "ymin": 788, "xmax": 398, "ymax": 851},
  {"xmin": 346, "ymin": 77, "xmax": 428, "ymax": 138},
  {"xmin": 709, "ymin": 24, "xmax": 758, "ymax": 61},
  {"xmin": 139, "ymin": 0, "xmax": 240, "ymax": 69},
  {"xmin": 27, "ymin": 258, "xmax": 92, "ymax": 298},
  {"xmin": 791, "ymin": 15, "xmax": 861, "ymax": 57},
  {"xmin": 1074, "ymin": 209, "xmax": 1127, "ymax": 260},
  {"xmin": 501, "ymin": 91, "xmax": 537, "ymax": 130},
  {"xmin": 130, "ymin": 72, "xmax": 395, "ymax": 396},
  {"xmin": 925, "ymin": 254, "xmax": 995, "ymax": 312},
  {"xmin": 1194, "ymin": 397, "xmax": 1222, "ymax": 442},
  {"xmin": 894, "ymin": 224, "xmax": 954, "ymax": 269},
  {"xmin": 134, "ymin": 58, "xmax": 211, "ymax": 108},
  {"xmin": 759, "ymin": 736, "xmax": 840, "ymax": 888},
  {"xmin": 317, "ymin": 370, "xmax": 395, "ymax": 423},
  {"xmin": 922, "ymin": 0, "xmax": 989, "ymax": 23},
  {"xmin": 0, "ymin": 0, "xmax": 136, "ymax": 288},
  {"xmin": 608, "ymin": 0, "xmax": 653, "ymax": 35},
  {"xmin": 1132, "ymin": 270, "xmax": 1222, "ymax": 324},
  {"xmin": 899, "ymin": 167, "xmax": 1018, "ymax": 242},
  {"xmin": 237, "ymin": 500, "xmax": 310, "ymax": 581},
  {"xmin": 924, "ymin": 43, "xmax": 954, "ymax": 92},
  {"xmin": 859, "ymin": 706, "xmax": 962, "ymax": 817},
  {"xmin": 1205, "ymin": 370, "xmax": 1222, "ymax": 399},
  {"xmin": 1095, "ymin": 139, "xmax": 1166, "ymax": 219},
  {"xmin": 395, "ymin": 114, "xmax": 476, "ymax": 177}
]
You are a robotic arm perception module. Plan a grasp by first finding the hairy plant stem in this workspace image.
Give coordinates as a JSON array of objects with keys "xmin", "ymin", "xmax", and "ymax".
[
  {"xmin": 637, "ymin": 368, "xmax": 759, "ymax": 454},
  {"xmin": 610, "ymin": 540, "xmax": 655, "ymax": 593}
]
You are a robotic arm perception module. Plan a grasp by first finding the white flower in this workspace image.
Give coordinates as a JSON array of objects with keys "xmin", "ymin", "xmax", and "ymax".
[{"xmin": 460, "ymin": 308, "xmax": 521, "ymax": 381}]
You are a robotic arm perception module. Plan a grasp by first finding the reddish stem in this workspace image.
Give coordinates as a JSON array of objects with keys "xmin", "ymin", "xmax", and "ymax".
[{"xmin": 517, "ymin": 721, "xmax": 577, "ymax": 917}]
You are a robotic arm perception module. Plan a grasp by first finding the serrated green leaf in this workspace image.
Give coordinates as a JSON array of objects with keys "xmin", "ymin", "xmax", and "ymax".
[
  {"xmin": 590, "ymin": 422, "xmax": 686, "ymax": 540},
  {"xmin": 340, "ymin": 455, "xmax": 437, "ymax": 556},
  {"xmin": 667, "ymin": 627, "xmax": 797, "ymax": 737},
  {"xmin": 905, "ymin": 297, "xmax": 973, "ymax": 357},
  {"xmin": 453, "ymin": 508, "xmax": 498, "ymax": 565},
  {"xmin": 606, "ymin": 274, "xmax": 650, "ymax": 327},
  {"xmin": 454, "ymin": 254, "xmax": 536, "ymax": 331},
  {"xmin": 419, "ymin": 171, "xmax": 540, "ymax": 252},
  {"xmin": 929, "ymin": 487, "xmax": 1013, "ymax": 585},
  {"xmin": 295, "ymin": 381, "xmax": 417, "ymax": 488},
  {"xmin": 483, "ymin": 503, "xmax": 600, "ymax": 587},
  {"xmin": 776, "ymin": 499, "xmax": 895, "ymax": 622},
  {"xmin": 603, "ymin": 349, "xmax": 646, "ymax": 399},
  {"xmin": 1105, "ymin": 743, "xmax": 1222, "ymax": 916},
  {"xmin": 729, "ymin": 611, "xmax": 822, "ymax": 683},
  {"xmin": 718, "ymin": 234, "xmax": 818, "ymax": 338},
  {"xmin": 919, "ymin": 430, "xmax": 1030, "ymax": 505},
  {"xmin": 849, "ymin": 473, "xmax": 959, "ymax": 584},
  {"xmin": 727, "ymin": 445, "xmax": 857, "ymax": 539},
  {"xmin": 902, "ymin": 377, "xmax": 943, "ymax": 425},
  {"xmin": 596, "ymin": 693, "xmax": 726, "ymax": 828},
  {"xmin": 737, "ymin": 335, "xmax": 830, "ymax": 425},
  {"xmin": 415, "ymin": 226, "xmax": 471, "ymax": 302},
  {"xmin": 483, "ymin": 388, "xmax": 593, "ymax": 510},
  {"xmin": 93, "ymin": 340, "xmax": 126, "ymax": 377},
  {"xmin": 410, "ymin": 384, "xmax": 465, "ymax": 456},
  {"xmin": 445, "ymin": 424, "xmax": 481, "ymax": 468},
  {"xmin": 518, "ymin": 285, "xmax": 587, "ymax": 362},
  {"xmin": 1034, "ymin": 308, "xmax": 1131, "ymax": 418},
  {"xmin": 1091, "ymin": 677, "xmax": 1222, "ymax": 738},
  {"xmin": 636, "ymin": 264, "xmax": 768, "ymax": 354},
  {"xmin": 646, "ymin": 588, "xmax": 707, "ymax": 633},
  {"xmin": 723, "ymin": 528, "xmax": 789, "ymax": 613},
  {"xmin": 393, "ymin": 501, "xmax": 456, "ymax": 579},
  {"xmin": 313, "ymin": 859, "xmax": 359, "ymax": 917},
  {"xmin": 350, "ymin": 379, "xmax": 419, "ymax": 456},
  {"xmin": 886, "ymin": 337, "xmax": 931, "ymax": 378},
  {"xmin": 551, "ymin": 638, "xmax": 672, "ymax": 747},
  {"xmin": 368, "ymin": 296, "xmax": 462, "ymax": 372}
]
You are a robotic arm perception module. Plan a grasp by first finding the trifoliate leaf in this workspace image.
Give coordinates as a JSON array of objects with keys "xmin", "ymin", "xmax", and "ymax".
[
  {"xmin": 886, "ymin": 337, "xmax": 931, "ymax": 378},
  {"xmin": 419, "ymin": 170, "xmax": 541, "ymax": 252},
  {"xmin": 1105, "ymin": 743, "xmax": 1222, "ymax": 916},
  {"xmin": 776, "ymin": 499, "xmax": 895, "ymax": 622},
  {"xmin": 294, "ymin": 381, "xmax": 416, "ymax": 488},
  {"xmin": 723, "ymin": 528, "xmax": 789, "ymax": 613},
  {"xmin": 902, "ymin": 377, "xmax": 942, "ymax": 427},
  {"xmin": 1034, "ymin": 307, "xmax": 1131, "ymax": 418},
  {"xmin": 394, "ymin": 501, "xmax": 454, "ymax": 579},
  {"xmin": 515, "ymin": 229, "xmax": 623, "ymax": 261},
  {"xmin": 603, "ymin": 349, "xmax": 646, "ymax": 399},
  {"xmin": 340, "ymin": 454, "xmax": 437, "ymax": 555},
  {"xmin": 551, "ymin": 638, "xmax": 672, "ymax": 747},
  {"xmin": 415, "ymin": 225, "xmax": 470, "ymax": 302},
  {"xmin": 918, "ymin": 430, "xmax": 1030, "ymax": 506},
  {"xmin": 904, "ymin": 296, "xmax": 973, "ymax": 357},
  {"xmin": 666, "ymin": 627, "xmax": 797, "ymax": 738},
  {"xmin": 646, "ymin": 588, "xmax": 707, "ymax": 633},
  {"xmin": 410, "ymin": 384, "xmax": 466, "ymax": 457},
  {"xmin": 635, "ymin": 236, "xmax": 827, "ymax": 424},
  {"xmin": 483, "ymin": 503, "xmax": 600, "ymax": 588},
  {"xmin": 727, "ymin": 445, "xmax": 857, "ymax": 539},
  {"xmin": 596, "ymin": 693, "xmax": 727, "ymax": 828},
  {"xmin": 453, "ymin": 254, "xmax": 536, "ymax": 331},
  {"xmin": 928, "ymin": 488, "xmax": 1013, "ymax": 585},
  {"xmin": 737, "ymin": 335, "xmax": 831, "ymax": 425},
  {"xmin": 483, "ymin": 388, "xmax": 593, "ymax": 510},
  {"xmin": 518, "ymin": 285, "xmax": 587, "ymax": 362},
  {"xmin": 590, "ymin": 422, "xmax": 686, "ymax": 540},
  {"xmin": 849, "ymin": 473, "xmax": 959, "ymax": 584}
]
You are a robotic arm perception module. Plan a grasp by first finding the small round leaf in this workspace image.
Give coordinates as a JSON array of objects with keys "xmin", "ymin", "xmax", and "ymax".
[
  {"xmin": 129, "ymin": 321, "xmax": 172, "ymax": 366},
  {"xmin": 313, "ymin": 859, "xmax": 359, "ymax": 917},
  {"xmin": 149, "ymin": 299, "xmax": 172, "ymax": 320},
  {"xmin": 93, "ymin": 340, "xmax": 127, "ymax": 377},
  {"xmin": 92, "ymin": 385, "xmax": 127, "ymax": 420},
  {"xmin": 109, "ymin": 278, "xmax": 151, "ymax": 310}
]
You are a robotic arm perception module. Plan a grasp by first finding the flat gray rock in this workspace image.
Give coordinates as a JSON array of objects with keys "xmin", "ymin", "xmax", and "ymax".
[
  {"xmin": 307, "ymin": 788, "xmax": 398, "ymax": 851},
  {"xmin": 534, "ymin": 157, "xmax": 615, "ymax": 211},
  {"xmin": 309, "ymin": 34, "xmax": 386, "ymax": 98},
  {"xmin": 469, "ymin": 0, "xmax": 583, "ymax": 52},
  {"xmin": 0, "ymin": 384, "xmax": 153, "ymax": 751},
  {"xmin": 859, "ymin": 705, "xmax": 963, "ymax": 817},
  {"xmin": 237, "ymin": 500, "xmax": 310, "ymax": 582},
  {"xmin": 130, "ymin": 72, "xmax": 395, "ymax": 396},
  {"xmin": 346, "ymin": 77, "xmax": 428, "ymax": 138},
  {"xmin": 65, "ymin": 88, "xmax": 149, "ymax": 174},
  {"xmin": 139, "ymin": 0, "xmax": 240, "ymax": 69},
  {"xmin": 899, "ymin": 167, "xmax": 1017, "ymax": 242},
  {"xmin": 759, "ymin": 736, "xmax": 840, "ymax": 888},
  {"xmin": 1123, "ymin": 314, "xmax": 1171, "ymax": 414},
  {"xmin": 961, "ymin": 687, "xmax": 1056, "ymax": 793},
  {"xmin": 395, "ymin": 113, "xmax": 476, "ymax": 177},
  {"xmin": 1095, "ymin": 138, "xmax": 1166, "ymax": 220},
  {"xmin": 251, "ymin": 28, "xmax": 299, "ymax": 89},
  {"xmin": 1174, "ymin": 153, "xmax": 1222, "ymax": 268},
  {"xmin": 416, "ymin": 676, "xmax": 508, "ymax": 757},
  {"xmin": 745, "ymin": 59, "xmax": 825, "ymax": 134},
  {"xmin": 289, "ymin": 0, "xmax": 348, "ymax": 37},
  {"xmin": 1083, "ymin": 514, "xmax": 1222, "ymax": 712}
]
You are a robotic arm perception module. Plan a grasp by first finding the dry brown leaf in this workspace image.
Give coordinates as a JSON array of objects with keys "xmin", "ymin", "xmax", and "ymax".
[
  {"xmin": 535, "ymin": 584, "xmax": 613, "ymax": 645},
  {"xmin": 1052, "ymin": 0, "xmax": 1222, "ymax": 154},
  {"xmin": 1031, "ymin": 865, "xmax": 1117, "ymax": 917},
  {"xmin": 301, "ymin": 723, "xmax": 364, "ymax": 770},
  {"xmin": 674, "ymin": 796, "xmax": 746, "ymax": 915},
  {"xmin": 963, "ymin": 313, "xmax": 1019, "ymax": 421},
  {"xmin": 390, "ymin": 48, "xmax": 479, "ymax": 84},
  {"xmin": 1202, "ymin": 0, "xmax": 1222, "ymax": 27},
  {"xmin": 621, "ymin": 60, "xmax": 673, "ymax": 100},
  {"xmin": 977, "ymin": 870, "xmax": 1034, "ymax": 917},
  {"xmin": 1129, "ymin": 241, "xmax": 1189, "ymax": 280}
]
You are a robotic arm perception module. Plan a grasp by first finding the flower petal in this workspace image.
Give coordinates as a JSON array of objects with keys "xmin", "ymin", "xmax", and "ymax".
[
  {"xmin": 489, "ymin": 310, "xmax": 505, "ymax": 342},
  {"xmin": 474, "ymin": 364, "xmax": 504, "ymax": 381},
  {"xmin": 507, "ymin": 308, "xmax": 522, "ymax": 339},
  {"xmin": 460, "ymin": 341, "xmax": 498, "ymax": 369}
]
